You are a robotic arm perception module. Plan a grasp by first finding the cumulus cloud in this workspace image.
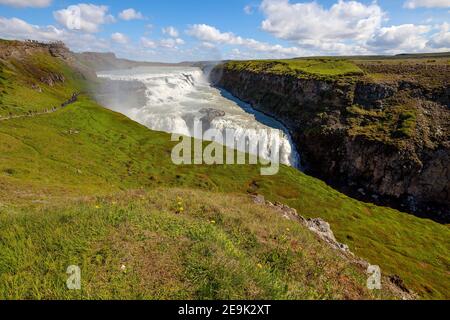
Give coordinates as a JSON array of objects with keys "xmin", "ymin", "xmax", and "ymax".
[
  {"xmin": 404, "ymin": 0, "xmax": 450, "ymax": 8},
  {"xmin": 244, "ymin": 5, "xmax": 254, "ymax": 14},
  {"xmin": 368, "ymin": 24, "xmax": 431, "ymax": 53},
  {"xmin": 186, "ymin": 23, "xmax": 306, "ymax": 57},
  {"xmin": 118, "ymin": 8, "xmax": 144, "ymax": 21},
  {"xmin": 111, "ymin": 32, "xmax": 128, "ymax": 44},
  {"xmin": 140, "ymin": 36, "xmax": 185, "ymax": 49},
  {"xmin": 162, "ymin": 26, "xmax": 179, "ymax": 37},
  {"xmin": 0, "ymin": 16, "xmax": 64, "ymax": 41},
  {"xmin": 260, "ymin": 0, "xmax": 384, "ymax": 43},
  {"xmin": 160, "ymin": 38, "xmax": 185, "ymax": 48},
  {"xmin": 186, "ymin": 24, "xmax": 240, "ymax": 44},
  {"xmin": 0, "ymin": 0, "xmax": 51, "ymax": 7},
  {"xmin": 140, "ymin": 37, "xmax": 156, "ymax": 48},
  {"xmin": 0, "ymin": 16, "xmax": 110, "ymax": 52},
  {"xmin": 200, "ymin": 42, "xmax": 216, "ymax": 49},
  {"xmin": 53, "ymin": 4, "xmax": 115, "ymax": 33},
  {"xmin": 428, "ymin": 23, "xmax": 450, "ymax": 48}
]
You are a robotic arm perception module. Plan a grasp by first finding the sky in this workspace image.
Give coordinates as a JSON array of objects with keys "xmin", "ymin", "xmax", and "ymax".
[{"xmin": 0, "ymin": 0, "xmax": 449, "ymax": 62}]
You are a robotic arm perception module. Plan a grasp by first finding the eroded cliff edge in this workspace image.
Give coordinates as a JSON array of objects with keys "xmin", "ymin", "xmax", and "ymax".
[{"xmin": 210, "ymin": 58, "xmax": 450, "ymax": 222}]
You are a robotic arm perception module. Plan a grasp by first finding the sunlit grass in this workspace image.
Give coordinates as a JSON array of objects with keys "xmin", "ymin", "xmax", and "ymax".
[{"xmin": 0, "ymin": 44, "xmax": 448, "ymax": 299}]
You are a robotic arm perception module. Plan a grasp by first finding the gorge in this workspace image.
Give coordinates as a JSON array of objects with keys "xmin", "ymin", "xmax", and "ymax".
[
  {"xmin": 92, "ymin": 56, "xmax": 449, "ymax": 222},
  {"xmin": 95, "ymin": 65, "xmax": 300, "ymax": 168},
  {"xmin": 210, "ymin": 58, "xmax": 450, "ymax": 222}
]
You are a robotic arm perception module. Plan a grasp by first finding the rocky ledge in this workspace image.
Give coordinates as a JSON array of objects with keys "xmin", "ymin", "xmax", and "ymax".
[
  {"xmin": 211, "ymin": 62, "xmax": 449, "ymax": 222},
  {"xmin": 251, "ymin": 194, "xmax": 416, "ymax": 300}
]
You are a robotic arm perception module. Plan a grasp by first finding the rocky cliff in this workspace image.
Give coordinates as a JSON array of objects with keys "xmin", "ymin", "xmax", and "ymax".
[{"xmin": 211, "ymin": 59, "xmax": 450, "ymax": 222}]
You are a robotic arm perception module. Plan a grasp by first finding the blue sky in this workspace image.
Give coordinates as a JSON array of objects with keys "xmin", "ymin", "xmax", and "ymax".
[{"xmin": 0, "ymin": 0, "xmax": 449, "ymax": 62}]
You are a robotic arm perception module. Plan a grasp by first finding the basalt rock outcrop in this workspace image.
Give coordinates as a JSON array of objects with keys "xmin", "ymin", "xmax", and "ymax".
[
  {"xmin": 251, "ymin": 194, "xmax": 416, "ymax": 300},
  {"xmin": 211, "ymin": 62, "xmax": 450, "ymax": 222}
]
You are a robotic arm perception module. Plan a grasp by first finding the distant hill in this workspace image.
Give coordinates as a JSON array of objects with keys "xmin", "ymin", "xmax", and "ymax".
[{"xmin": 74, "ymin": 51, "xmax": 193, "ymax": 72}]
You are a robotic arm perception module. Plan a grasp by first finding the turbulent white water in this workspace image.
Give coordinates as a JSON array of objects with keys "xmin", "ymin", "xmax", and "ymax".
[{"xmin": 98, "ymin": 66, "xmax": 300, "ymax": 167}]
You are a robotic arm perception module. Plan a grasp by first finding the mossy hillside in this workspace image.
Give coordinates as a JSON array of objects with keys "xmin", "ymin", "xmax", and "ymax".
[{"xmin": 0, "ymin": 50, "xmax": 86, "ymax": 117}]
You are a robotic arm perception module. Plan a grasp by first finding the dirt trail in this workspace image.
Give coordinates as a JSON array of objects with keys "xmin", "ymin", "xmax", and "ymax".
[{"xmin": 0, "ymin": 93, "xmax": 79, "ymax": 122}]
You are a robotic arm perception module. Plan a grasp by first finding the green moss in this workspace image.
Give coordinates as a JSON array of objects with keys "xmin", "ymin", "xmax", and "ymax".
[
  {"xmin": 223, "ymin": 58, "xmax": 364, "ymax": 80},
  {"xmin": 394, "ymin": 111, "xmax": 417, "ymax": 138}
]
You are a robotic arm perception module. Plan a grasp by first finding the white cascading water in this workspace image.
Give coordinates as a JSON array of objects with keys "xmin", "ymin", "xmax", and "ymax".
[{"xmin": 98, "ymin": 66, "xmax": 300, "ymax": 167}]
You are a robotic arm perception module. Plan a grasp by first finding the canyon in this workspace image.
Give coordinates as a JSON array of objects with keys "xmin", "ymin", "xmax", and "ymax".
[{"xmin": 210, "ymin": 58, "xmax": 450, "ymax": 222}]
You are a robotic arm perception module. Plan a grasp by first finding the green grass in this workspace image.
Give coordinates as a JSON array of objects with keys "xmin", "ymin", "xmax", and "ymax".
[
  {"xmin": 0, "ymin": 188, "xmax": 397, "ymax": 300},
  {"xmin": 0, "ymin": 44, "xmax": 449, "ymax": 299},
  {"xmin": 0, "ymin": 97, "xmax": 448, "ymax": 299},
  {"xmin": 222, "ymin": 58, "xmax": 364, "ymax": 80},
  {"xmin": 0, "ymin": 52, "xmax": 85, "ymax": 117},
  {"xmin": 395, "ymin": 111, "xmax": 417, "ymax": 138}
]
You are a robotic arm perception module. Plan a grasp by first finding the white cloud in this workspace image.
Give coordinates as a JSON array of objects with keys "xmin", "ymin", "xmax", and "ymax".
[
  {"xmin": 111, "ymin": 32, "xmax": 128, "ymax": 44},
  {"xmin": 140, "ymin": 37, "xmax": 156, "ymax": 48},
  {"xmin": 368, "ymin": 24, "xmax": 432, "ymax": 53},
  {"xmin": 0, "ymin": 0, "xmax": 51, "ymax": 7},
  {"xmin": 53, "ymin": 4, "xmax": 115, "ymax": 33},
  {"xmin": 140, "ymin": 36, "xmax": 185, "ymax": 49},
  {"xmin": 186, "ymin": 23, "xmax": 306, "ymax": 57},
  {"xmin": 404, "ymin": 0, "xmax": 450, "ymax": 8},
  {"xmin": 200, "ymin": 42, "xmax": 216, "ymax": 49},
  {"xmin": 428, "ymin": 23, "xmax": 450, "ymax": 48},
  {"xmin": 118, "ymin": 8, "xmax": 144, "ymax": 21},
  {"xmin": 186, "ymin": 24, "xmax": 239, "ymax": 44},
  {"xmin": 260, "ymin": 0, "xmax": 384, "ymax": 44},
  {"xmin": 162, "ymin": 26, "xmax": 179, "ymax": 37},
  {"xmin": 244, "ymin": 5, "xmax": 254, "ymax": 14},
  {"xmin": 0, "ymin": 16, "xmax": 110, "ymax": 52}
]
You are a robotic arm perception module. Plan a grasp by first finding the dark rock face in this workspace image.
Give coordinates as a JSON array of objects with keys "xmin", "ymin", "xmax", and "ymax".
[
  {"xmin": 211, "ymin": 67, "xmax": 450, "ymax": 222},
  {"xmin": 40, "ymin": 73, "xmax": 65, "ymax": 86},
  {"xmin": 354, "ymin": 82, "xmax": 397, "ymax": 109}
]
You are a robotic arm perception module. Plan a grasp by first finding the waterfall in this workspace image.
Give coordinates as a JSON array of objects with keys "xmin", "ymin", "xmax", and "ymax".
[{"xmin": 98, "ymin": 66, "xmax": 300, "ymax": 167}]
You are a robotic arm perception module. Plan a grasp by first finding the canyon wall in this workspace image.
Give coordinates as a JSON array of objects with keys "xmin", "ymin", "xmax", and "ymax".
[{"xmin": 210, "ymin": 63, "xmax": 450, "ymax": 222}]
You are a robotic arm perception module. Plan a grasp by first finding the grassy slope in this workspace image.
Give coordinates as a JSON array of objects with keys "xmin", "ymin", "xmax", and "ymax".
[
  {"xmin": 0, "ymin": 50, "xmax": 85, "ymax": 117},
  {"xmin": 0, "ymin": 47, "xmax": 449, "ymax": 299},
  {"xmin": 0, "ymin": 188, "xmax": 395, "ymax": 300}
]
